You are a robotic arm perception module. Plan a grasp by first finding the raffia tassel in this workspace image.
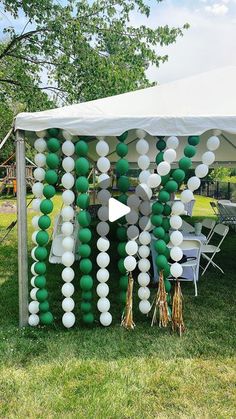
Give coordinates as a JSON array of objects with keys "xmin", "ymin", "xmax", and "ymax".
[
  {"xmin": 151, "ymin": 271, "xmax": 169, "ymax": 327},
  {"xmin": 121, "ymin": 272, "xmax": 135, "ymax": 330},
  {"xmin": 172, "ymin": 281, "xmax": 185, "ymax": 336}
]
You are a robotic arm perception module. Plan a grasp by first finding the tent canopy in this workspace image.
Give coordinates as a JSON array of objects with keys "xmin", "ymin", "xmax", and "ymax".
[{"xmin": 15, "ymin": 66, "xmax": 236, "ymax": 165}]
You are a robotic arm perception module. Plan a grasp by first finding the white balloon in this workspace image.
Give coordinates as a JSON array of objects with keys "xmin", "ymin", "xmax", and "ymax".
[
  {"xmin": 97, "ymin": 297, "xmax": 110, "ymax": 313},
  {"xmin": 124, "ymin": 256, "xmax": 137, "ymax": 271},
  {"xmin": 28, "ymin": 314, "xmax": 39, "ymax": 326},
  {"xmin": 61, "ymin": 173, "xmax": 75, "ymax": 189},
  {"xmin": 100, "ymin": 312, "xmax": 112, "ymax": 326},
  {"xmin": 139, "ymin": 201, "xmax": 151, "ymax": 216},
  {"xmin": 62, "ymin": 156, "xmax": 75, "ymax": 172},
  {"xmin": 138, "ymin": 155, "xmax": 150, "ymax": 170},
  {"xmin": 30, "ymin": 287, "xmax": 38, "ymax": 301},
  {"xmin": 96, "ymin": 282, "xmax": 109, "ymax": 298},
  {"xmin": 62, "ymin": 297, "xmax": 75, "ymax": 312},
  {"xmin": 202, "ymin": 151, "xmax": 215, "ymax": 166},
  {"xmin": 125, "ymin": 241, "xmax": 138, "ymax": 256},
  {"xmin": 61, "ymin": 251, "xmax": 75, "ymax": 267},
  {"xmin": 138, "ymin": 258, "xmax": 150, "ymax": 272},
  {"xmin": 32, "ymin": 182, "xmax": 44, "ymax": 198},
  {"xmin": 31, "ymin": 276, "xmax": 36, "ymax": 287},
  {"xmin": 36, "ymin": 130, "xmax": 47, "ymax": 138},
  {"xmin": 139, "ymin": 300, "xmax": 151, "ymax": 314},
  {"xmin": 127, "ymin": 195, "xmax": 140, "ymax": 210},
  {"xmin": 187, "ymin": 176, "xmax": 201, "ymax": 191},
  {"xmin": 127, "ymin": 225, "xmax": 139, "ymax": 240},
  {"xmin": 170, "ymin": 215, "xmax": 182, "ymax": 230},
  {"xmin": 139, "ymin": 231, "xmax": 151, "ymax": 245},
  {"xmin": 97, "ymin": 237, "xmax": 110, "ymax": 252},
  {"xmin": 138, "ymin": 245, "xmax": 150, "ymax": 259},
  {"xmin": 34, "ymin": 138, "xmax": 47, "ymax": 152},
  {"xmin": 98, "ymin": 173, "xmax": 111, "ymax": 188},
  {"xmin": 62, "ymin": 282, "xmax": 75, "ymax": 297},
  {"xmin": 62, "ymin": 140, "xmax": 75, "ymax": 156},
  {"xmin": 96, "ymin": 252, "xmax": 110, "ymax": 268},
  {"xmin": 97, "ymin": 157, "xmax": 110, "ymax": 173},
  {"xmin": 34, "ymin": 167, "xmax": 45, "ymax": 182},
  {"xmin": 31, "ymin": 231, "xmax": 39, "ymax": 244},
  {"xmin": 207, "ymin": 136, "xmax": 220, "ymax": 151},
  {"xmin": 170, "ymin": 262, "xmax": 183, "ymax": 278},
  {"xmin": 98, "ymin": 206, "xmax": 109, "ymax": 222},
  {"xmin": 62, "ymin": 130, "xmax": 73, "ymax": 141},
  {"xmin": 195, "ymin": 164, "xmax": 209, "ymax": 178},
  {"xmin": 139, "ymin": 170, "xmax": 151, "ymax": 184},
  {"xmin": 172, "ymin": 201, "xmax": 185, "ymax": 216},
  {"xmin": 62, "ymin": 312, "xmax": 75, "ymax": 328},
  {"xmin": 61, "ymin": 221, "xmax": 74, "ymax": 236},
  {"xmin": 32, "ymin": 198, "xmax": 41, "ymax": 212},
  {"xmin": 164, "ymin": 149, "xmax": 176, "ymax": 164},
  {"xmin": 170, "ymin": 231, "xmax": 183, "ymax": 246},
  {"xmin": 96, "ymin": 140, "xmax": 109, "ymax": 157},
  {"xmin": 62, "ymin": 267, "xmax": 75, "ymax": 282},
  {"xmin": 62, "ymin": 190, "xmax": 75, "ymax": 205},
  {"xmin": 157, "ymin": 161, "xmax": 171, "ymax": 176},
  {"xmin": 136, "ymin": 129, "xmax": 147, "ymax": 139},
  {"xmin": 96, "ymin": 268, "xmax": 109, "ymax": 282},
  {"xmin": 96, "ymin": 221, "xmax": 109, "ymax": 237},
  {"xmin": 170, "ymin": 246, "xmax": 183, "ymax": 262},
  {"xmin": 147, "ymin": 174, "xmax": 161, "ymax": 189},
  {"xmin": 167, "ymin": 136, "xmax": 179, "ymax": 150},
  {"xmin": 181, "ymin": 189, "xmax": 194, "ymax": 203},
  {"xmin": 138, "ymin": 286, "xmax": 150, "ymax": 300},
  {"xmin": 136, "ymin": 139, "xmax": 149, "ymax": 155},
  {"xmin": 34, "ymin": 153, "xmax": 46, "ymax": 167},
  {"xmin": 97, "ymin": 189, "xmax": 111, "ymax": 204},
  {"xmin": 139, "ymin": 216, "xmax": 152, "ymax": 232},
  {"xmin": 28, "ymin": 301, "xmax": 39, "ymax": 314},
  {"xmin": 62, "ymin": 236, "xmax": 74, "ymax": 251},
  {"xmin": 31, "ymin": 263, "xmax": 36, "ymax": 276},
  {"xmin": 61, "ymin": 206, "xmax": 74, "ymax": 221},
  {"xmin": 31, "ymin": 216, "xmax": 39, "ymax": 230},
  {"xmin": 136, "ymin": 183, "xmax": 152, "ymax": 200},
  {"xmin": 138, "ymin": 272, "xmax": 150, "ymax": 287},
  {"xmin": 126, "ymin": 210, "xmax": 139, "ymax": 225},
  {"xmin": 31, "ymin": 247, "xmax": 37, "ymax": 261}
]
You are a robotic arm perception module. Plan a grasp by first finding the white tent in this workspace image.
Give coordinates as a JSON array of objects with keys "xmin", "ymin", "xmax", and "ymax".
[{"xmin": 15, "ymin": 66, "xmax": 236, "ymax": 166}]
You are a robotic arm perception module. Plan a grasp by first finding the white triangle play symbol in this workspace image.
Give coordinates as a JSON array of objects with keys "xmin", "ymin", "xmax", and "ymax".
[{"xmin": 108, "ymin": 198, "xmax": 131, "ymax": 222}]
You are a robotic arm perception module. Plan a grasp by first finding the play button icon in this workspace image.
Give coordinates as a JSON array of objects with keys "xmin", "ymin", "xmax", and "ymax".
[{"xmin": 108, "ymin": 198, "xmax": 131, "ymax": 222}]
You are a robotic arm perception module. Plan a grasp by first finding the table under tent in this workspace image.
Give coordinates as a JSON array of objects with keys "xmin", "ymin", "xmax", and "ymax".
[{"xmin": 14, "ymin": 66, "xmax": 236, "ymax": 333}]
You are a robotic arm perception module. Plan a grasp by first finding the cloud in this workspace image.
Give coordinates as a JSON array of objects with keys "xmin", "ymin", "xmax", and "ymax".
[{"xmin": 205, "ymin": 3, "xmax": 229, "ymax": 16}]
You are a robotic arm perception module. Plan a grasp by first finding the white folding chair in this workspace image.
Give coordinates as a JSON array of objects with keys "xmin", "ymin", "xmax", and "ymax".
[
  {"xmin": 201, "ymin": 224, "xmax": 229, "ymax": 275},
  {"xmin": 202, "ymin": 218, "xmax": 216, "ymax": 242},
  {"xmin": 169, "ymin": 239, "xmax": 202, "ymax": 297}
]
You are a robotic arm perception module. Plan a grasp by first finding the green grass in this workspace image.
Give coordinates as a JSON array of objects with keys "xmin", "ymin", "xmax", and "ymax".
[{"xmin": 0, "ymin": 195, "xmax": 235, "ymax": 418}]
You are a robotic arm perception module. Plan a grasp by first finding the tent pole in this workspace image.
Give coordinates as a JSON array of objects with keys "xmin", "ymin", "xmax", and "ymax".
[
  {"xmin": 93, "ymin": 164, "xmax": 96, "ymax": 204},
  {"xmin": 16, "ymin": 130, "xmax": 28, "ymax": 327}
]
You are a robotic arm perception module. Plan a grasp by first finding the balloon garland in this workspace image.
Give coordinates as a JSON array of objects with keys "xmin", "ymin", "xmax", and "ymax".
[
  {"xmin": 75, "ymin": 138, "xmax": 94, "ymax": 326},
  {"xmin": 96, "ymin": 136, "xmax": 112, "ymax": 327}
]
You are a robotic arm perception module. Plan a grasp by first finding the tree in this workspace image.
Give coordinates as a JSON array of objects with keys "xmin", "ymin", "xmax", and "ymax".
[{"xmin": 209, "ymin": 167, "xmax": 232, "ymax": 181}]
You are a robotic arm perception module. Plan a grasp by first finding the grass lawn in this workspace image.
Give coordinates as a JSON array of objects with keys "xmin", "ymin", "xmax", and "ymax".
[{"xmin": 0, "ymin": 194, "xmax": 235, "ymax": 418}]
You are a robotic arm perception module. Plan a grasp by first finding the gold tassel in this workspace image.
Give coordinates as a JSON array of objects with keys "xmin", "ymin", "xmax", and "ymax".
[
  {"xmin": 172, "ymin": 281, "xmax": 185, "ymax": 336},
  {"xmin": 151, "ymin": 271, "xmax": 170, "ymax": 327},
  {"xmin": 121, "ymin": 271, "xmax": 135, "ymax": 330}
]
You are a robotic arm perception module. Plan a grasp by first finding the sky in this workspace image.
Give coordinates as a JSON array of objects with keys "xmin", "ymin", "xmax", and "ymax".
[{"xmin": 1, "ymin": 0, "xmax": 236, "ymax": 84}]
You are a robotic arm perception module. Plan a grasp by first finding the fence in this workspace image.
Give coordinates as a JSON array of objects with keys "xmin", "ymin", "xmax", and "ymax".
[{"xmin": 195, "ymin": 180, "xmax": 236, "ymax": 202}]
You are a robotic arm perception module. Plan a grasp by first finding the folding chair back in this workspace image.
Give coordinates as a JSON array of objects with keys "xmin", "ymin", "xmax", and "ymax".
[
  {"xmin": 210, "ymin": 201, "xmax": 219, "ymax": 217},
  {"xmin": 202, "ymin": 219, "xmax": 216, "ymax": 241},
  {"xmin": 201, "ymin": 224, "xmax": 229, "ymax": 275},
  {"xmin": 179, "ymin": 239, "xmax": 202, "ymax": 266},
  {"xmin": 208, "ymin": 223, "xmax": 229, "ymax": 247}
]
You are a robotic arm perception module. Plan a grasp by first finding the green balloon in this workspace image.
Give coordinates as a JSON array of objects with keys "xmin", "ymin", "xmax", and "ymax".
[
  {"xmin": 164, "ymin": 232, "xmax": 170, "ymax": 244},
  {"xmin": 156, "ymin": 152, "xmax": 164, "ymax": 165},
  {"xmin": 40, "ymin": 311, "xmax": 53, "ymax": 325},
  {"xmin": 34, "ymin": 262, "xmax": 46, "ymax": 275},
  {"xmin": 162, "ymin": 217, "xmax": 170, "ymax": 232},
  {"xmin": 154, "ymin": 240, "xmax": 167, "ymax": 254},
  {"xmin": 118, "ymin": 131, "xmax": 128, "ymax": 142},
  {"xmin": 43, "ymin": 185, "xmax": 56, "ymax": 199},
  {"xmin": 38, "ymin": 215, "xmax": 51, "ymax": 230},
  {"xmin": 161, "ymin": 174, "xmax": 170, "ymax": 186},
  {"xmin": 156, "ymin": 139, "xmax": 166, "ymax": 151},
  {"xmin": 34, "ymin": 247, "xmax": 48, "ymax": 261},
  {"xmin": 162, "ymin": 204, "xmax": 172, "ymax": 216},
  {"xmin": 153, "ymin": 226, "xmax": 165, "ymax": 239},
  {"xmin": 80, "ymin": 275, "xmax": 93, "ymax": 291},
  {"xmin": 164, "ymin": 279, "xmax": 171, "ymax": 292},
  {"xmin": 78, "ymin": 244, "xmax": 91, "ymax": 258},
  {"xmin": 75, "ymin": 140, "xmax": 88, "ymax": 156},
  {"xmin": 76, "ymin": 176, "xmax": 89, "ymax": 193},
  {"xmin": 39, "ymin": 300, "xmax": 49, "ymax": 312},
  {"xmin": 184, "ymin": 145, "xmax": 196, "ymax": 158},
  {"xmin": 165, "ymin": 180, "xmax": 178, "ymax": 193},
  {"xmin": 48, "ymin": 128, "xmax": 59, "ymax": 137},
  {"xmin": 116, "ymin": 142, "xmax": 128, "ymax": 157},
  {"xmin": 34, "ymin": 275, "xmax": 46, "ymax": 288},
  {"xmin": 158, "ymin": 190, "xmax": 170, "ymax": 203},
  {"xmin": 172, "ymin": 169, "xmax": 185, "ymax": 183},
  {"xmin": 179, "ymin": 157, "xmax": 192, "ymax": 171},
  {"xmin": 156, "ymin": 254, "xmax": 168, "ymax": 269},
  {"xmin": 45, "ymin": 169, "xmax": 58, "ymax": 185},
  {"xmin": 118, "ymin": 176, "xmax": 130, "ymax": 193},
  {"xmin": 77, "ymin": 210, "xmax": 91, "ymax": 227},
  {"xmin": 151, "ymin": 214, "xmax": 163, "ymax": 227},
  {"xmin": 119, "ymin": 275, "xmax": 128, "ymax": 291},
  {"xmin": 78, "ymin": 228, "xmax": 92, "ymax": 243},
  {"xmin": 36, "ymin": 288, "xmax": 48, "ymax": 302},
  {"xmin": 79, "ymin": 258, "xmax": 92, "ymax": 274},
  {"xmin": 118, "ymin": 216, "xmax": 126, "ymax": 226},
  {"xmin": 46, "ymin": 153, "xmax": 60, "ymax": 169},
  {"xmin": 152, "ymin": 201, "xmax": 164, "ymax": 215},
  {"xmin": 40, "ymin": 199, "xmax": 53, "ymax": 215},
  {"xmin": 77, "ymin": 193, "xmax": 90, "ymax": 209},
  {"xmin": 36, "ymin": 230, "xmax": 49, "ymax": 246},
  {"xmin": 82, "ymin": 291, "xmax": 92, "ymax": 301},
  {"xmin": 188, "ymin": 135, "xmax": 200, "ymax": 146},
  {"xmin": 83, "ymin": 312, "xmax": 94, "ymax": 324},
  {"xmin": 116, "ymin": 226, "xmax": 127, "ymax": 241},
  {"xmin": 81, "ymin": 301, "xmax": 92, "ymax": 313},
  {"xmin": 118, "ymin": 194, "xmax": 128, "ymax": 205},
  {"xmin": 165, "ymin": 246, "xmax": 170, "ymax": 259},
  {"xmin": 116, "ymin": 159, "xmax": 129, "ymax": 175},
  {"xmin": 118, "ymin": 258, "xmax": 126, "ymax": 274},
  {"xmin": 47, "ymin": 137, "xmax": 60, "ymax": 152},
  {"xmin": 119, "ymin": 291, "xmax": 127, "ymax": 304},
  {"xmin": 163, "ymin": 264, "xmax": 171, "ymax": 278},
  {"xmin": 75, "ymin": 157, "xmax": 90, "ymax": 176},
  {"xmin": 118, "ymin": 242, "xmax": 126, "ymax": 257}
]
